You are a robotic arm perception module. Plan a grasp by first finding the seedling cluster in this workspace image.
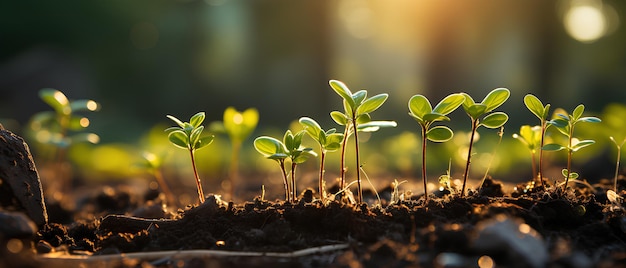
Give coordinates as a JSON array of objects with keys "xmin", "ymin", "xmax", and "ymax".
[{"xmin": 26, "ymin": 81, "xmax": 615, "ymax": 206}]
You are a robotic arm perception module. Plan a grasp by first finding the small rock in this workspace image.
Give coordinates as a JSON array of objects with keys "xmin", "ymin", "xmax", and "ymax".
[
  {"xmin": 0, "ymin": 211, "xmax": 38, "ymax": 239},
  {"xmin": 472, "ymin": 214, "xmax": 548, "ymax": 268}
]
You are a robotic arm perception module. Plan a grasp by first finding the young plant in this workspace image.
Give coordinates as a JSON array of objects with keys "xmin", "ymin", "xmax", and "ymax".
[
  {"xmin": 30, "ymin": 88, "xmax": 100, "ymax": 161},
  {"xmin": 329, "ymin": 79, "xmax": 397, "ymax": 203},
  {"xmin": 460, "ymin": 88, "xmax": 510, "ymax": 196},
  {"xmin": 610, "ymin": 136, "xmax": 626, "ymax": 192},
  {"xmin": 139, "ymin": 151, "xmax": 176, "ymax": 206},
  {"xmin": 523, "ymin": 94, "xmax": 552, "ymax": 187},
  {"xmin": 513, "ymin": 125, "xmax": 543, "ymax": 180},
  {"xmin": 211, "ymin": 107, "xmax": 259, "ymax": 199},
  {"xmin": 408, "ymin": 93, "xmax": 465, "ymax": 201},
  {"xmin": 254, "ymin": 130, "xmax": 316, "ymax": 202},
  {"xmin": 166, "ymin": 112, "xmax": 214, "ymax": 204},
  {"xmin": 543, "ymin": 104, "xmax": 601, "ymax": 192},
  {"xmin": 299, "ymin": 117, "xmax": 344, "ymax": 201}
]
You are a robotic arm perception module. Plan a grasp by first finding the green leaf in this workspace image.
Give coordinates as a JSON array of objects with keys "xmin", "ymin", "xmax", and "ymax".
[
  {"xmin": 426, "ymin": 126, "xmax": 454, "ymax": 142},
  {"xmin": 293, "ymin": 130, "xmax": 305, "ymax": 149},
  {"xmin": 465, "ymin": 104, "xmax": 487, "ymax": 119},
  {"xmin": 571, "ymin": 139, "xmax": 595, "ymax": 152},
  {"xmin": 329, "ymin": 80, "xmax": 355, "ymax": 109},
  {"xmin": 194, "ymin": 135, "xmax": 214, "ymax": 150},
  {"xmin": 223, "ymin": 107, "xmax": 259, "ymax": 142},
  {"xmin": 269, "ymin": 153, "xmax": 289, "ymax": 160},
  {"xmin": 190, "ymin": 112, "xmax": 206, "ymax": 128},
  {"xmin": 357, "ymin": 120, "xmax": 397, "ymax": 132},
  {"xmin": 482, "ymin": 88, "xmax": 510, "ymax": 112},
  {"xmin": 299, "ymin": 117, "xmax": 323, "ymax": 140},
  {"xmin": 70, "ymin": 99, "xmax": 100, "ymax": 112},
  {"xmin": 481, "ymin": 112, "xmax": 508, "ymax": 128},
  {"xmin": 461, "ymin": 93, "xmax": 476, "ymax": 109},
  {"xmin": 572, "ymin": 104, "xmax": 584, "ymax": 121},
  {"xmin": 408, "ymin": 95, "xmax": 432, "ymax": 119},
  {"xmin": 331, "ymin": 111, "xmax": 349, "ymax": 125},
  {"xmin": 423, "ymin": 113, "xmax": 449, "ymax": 123},
  {"xmin": 293, "ymin": 150, "xmax": 317, "ymax": 164},
  {"xmin": 543, "ymin": 143, "xmax": 565, "ymax": 151},
  {"xmin": 352, "ymin": 90, "xmax": 368, "ymax": 107},
  {"xmin": 189, "ymin": 126, "xmax": 204, "ymax": 146},
  {"xmin": 39, "ymin": 88, "xmax": 70, "ymax": 114},
  {"xmin": 166, "ymin": 115, "xmax": 185, "ymax": 128},
  {"xmin": 283, "ymin": 130, "xmax": 295, "ymax": 150},
  {"xmin": 168, "ymin": 130, "xmax": 189, "ymax": 149},
  {"xmin": 524, "ymin": 94, "xmax": 546, "ymax": 120},
  {"xmin": 562, "ymin": 169, "xmax": 579, "ymax": 179},
  {"xmin": 254, "ymin": 136, "xmax": 285, "ymax": 157},
  {"xmin": 356, "ymin": 113, "xmax": 371, "ymax": 124},
  {"xmin": 548, "ymin": 118, "xmax": 569, "ymax": 128},
  {"xmin": 432, "ymin": 93, "xmax": 465, "ymax": 115},
  {"xmin": 357, "ymin": 94, "xmax": 388, "ymax": 115},
  {"xmin": 578, "ymin": 116, "xmax": 601, "ymax": 123}
]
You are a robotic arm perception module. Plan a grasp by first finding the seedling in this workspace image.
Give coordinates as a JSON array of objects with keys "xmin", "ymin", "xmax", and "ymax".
[
  {"xmin": 523, "ymin": 94, "xmax": 552, "ymax": 187},
  {"xmin": 329, "ymin": 79, "xmax": 397, "ymax": 203},
  {"xmin": 139, "ymin": 151, "xmax": 176, "ymax": 206},
  {"xmin": 543, "ymin": 104, "xmax": 601, "ymax": 192},
  {"xmin": 513, "ymin": 125, "xmax": 542, "ymax": 180},
  {"xmin": 254, "ymin": 130, "xmax": 316, "ymax": 202},
  {"xmin": 460, "ymin": 88, "xmax": 510, "ymax": 196},
  {"xmin": 408, "ymin": 93, "xmax": 465, "ymax": 201},
  {"xmin": 30, "ymin": 88, "xmax": 100, "ymax": 161},
  {"xmin": 299, "ymin": 117, "xmax": 344, "ymax": 201},
  {"xmin": 211, "ymin": 107, "xmax": 259, "ymax": 198},
  {"xmin": 609, "ymin": 136, "xmax": 625, "ymax": 192},
  {"xmin": 166, "ymin": 112, "xmax": 214, "ymax": 203}
]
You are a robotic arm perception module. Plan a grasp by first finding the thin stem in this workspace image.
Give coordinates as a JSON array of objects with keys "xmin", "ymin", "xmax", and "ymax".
[
  {"xmin": 319, "ymin": 150, "xmax": 326, "ymax": 201},
  {"xmin": 189, "ymin": 148, "xmax": 205, "ymax": 203},
  {"xmin": 291, "ymin": 162, "xmax": 297, "ymax": 201},
  {"xmin": 530, "ymin": 151, "xmax": 537, "ymax": 183},
  {"xmin": 615, "ymin": 146, "xmax": 621, "ymax": 192},
  {"xmin": 153, "ymin": 168, "xmax": 176, "ymax": 207},
  {"xmin": 278, "ymin": 160, "xmax": 290, "ymax": 201},
  {"xmin": 538, "ymin": 121, "xmax": 547, "ymax": 188},
  {"xmin": 564, "ymin": 126, "xmax": 574, "ymax": 192},
  {"xmin": 480, "ymin": 127, "xmax": 504, "ymax": 190},
  {"xmin": 354, "ymin": 122, "xmax": 362, "ymax": 204},
  {"xmin": 339, "ymin": 125, "xmax": 350, "ymax": 197},
  {"xmin": 421, "ymin": 125, "xmax": 428, "ymax": 202},
  {"xmin": 229, "ymin": 141, "xmax": 241, "ymax": 200},
  {"xmin": 461, "ymin": 120, "xmax": 479, "ymax": 197}
]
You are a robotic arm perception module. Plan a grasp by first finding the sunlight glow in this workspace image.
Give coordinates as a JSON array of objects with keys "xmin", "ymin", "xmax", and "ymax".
[{"xmin": 564, "ymin": 3, "xmax": 605, "ymax": 43}]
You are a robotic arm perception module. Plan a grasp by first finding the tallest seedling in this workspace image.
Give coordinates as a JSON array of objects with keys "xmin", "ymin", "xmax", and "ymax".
[
  {"xmin": 408, "ymin": 93, "xmax": 465, "ymax": 201},
  {"xmin": 329, "ymin": 80, "xmax": 396, "ymax": 203}
]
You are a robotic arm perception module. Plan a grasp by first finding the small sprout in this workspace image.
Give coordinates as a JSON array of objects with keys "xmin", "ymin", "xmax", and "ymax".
[
  {"xmin": 254, "ymin": 130, "xmax": 316, "ymax": 202},
  {"xmin": 390, "ymin": 179, "xmax": 408, "ymax": 205},
  {"xmin": 330, "ymin": 79, "xmax": 397, "ymax": 203},
  {"xmin": 609, "ymin": 136, "xmax": 626, "ymax": 192},
  {"xmin": 166, "ymin": 112, "xmax": 214, "ymax": 203},
  {"xmin": 408, "ymin": 93, "xmax": 465, "ymax": 201},
  {"xmin": 607, "ymin": 189, "xmax": 623, "ymax": 207},
  {"xmin": 139, "ymin": 151, "xmax": 176, "ymax": 206},
  {"xmin": 299, "ymin": 117, "xmax": 344, "ymax": 201},
  {"xmin": 479, "ymin": 126, "xmax": 504, "ymax": 190},
  {"xmin": 460, "ymin": 88, "xmax": 510, "ymax": 196},
  {"xmin": 543, "ymin": 104, "xmax": 601, "ymax": 192},
  {"xmin": 523, "ymin": 94, "xmax": 552, "ymax": 187},
  {"xmin": 438, "ymin": 159, "xmax": 453, "ymax": 193},
  {"xmin": 211, "ymin": 107, "xmax": 259, "ymax": 199},
  {"xmin": 513, "ymin": 125, "xmax": 542, "ymax": 181}
]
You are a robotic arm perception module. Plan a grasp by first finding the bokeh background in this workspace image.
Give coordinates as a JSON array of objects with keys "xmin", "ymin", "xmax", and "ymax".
[{"xmin": 1, "ymin": 0, "xmax": 626, "ymax": 201}]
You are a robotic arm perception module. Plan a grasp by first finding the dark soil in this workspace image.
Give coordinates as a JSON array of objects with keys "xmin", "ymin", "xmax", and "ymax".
[{"xmin": 20, "ymin": 177, "xmax": 626, "ymax": 268}]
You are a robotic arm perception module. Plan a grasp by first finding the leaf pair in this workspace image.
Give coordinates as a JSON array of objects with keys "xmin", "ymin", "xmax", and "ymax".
[
  {"xmin": 299, "ymin": 117, "xmax": 344, "ymax": 152},
  {"xmin": 461, "ymin": 88, "xmax": 510, "ymax": 129},
  {"xmin": 408, "ymin": 93, "xmax": 465, "ymax": 142},
  {"xmin": 166, "ymin": 112, "xmax": 214, "ymax": 151},
  {"xmin": 329, "ymin": 80, "xmax": 397, "ymax": 133},
  {"xmin": 543, "ymin": 104, "xmax": 601, "ymax": 152},
  {"xmin": 254, "ymin": 130, "xmax": 317, "ymax": 164}
]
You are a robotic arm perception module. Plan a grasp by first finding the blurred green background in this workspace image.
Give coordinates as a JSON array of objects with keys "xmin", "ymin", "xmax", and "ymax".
[{"xmin": 1, "ymin": 0, "xmax": 626, "ymax": 200}]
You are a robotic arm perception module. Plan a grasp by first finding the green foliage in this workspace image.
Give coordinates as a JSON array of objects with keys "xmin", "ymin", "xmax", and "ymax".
[
  {"xmin": 522, "ymin": 94, "xmax": 552, "ymax": 186},
  {"xmin": 254, "ymin": 130, "xmax": 316, "ymax": 202},
  {"xmin": 513, "ymin": 125, "xmax": 543, "ymax": 178},
  {"xmin": 299, "ymin": 117, "xmax": 344, "ymax": 201},
  {"xmin": 544, "ymin": 104, "xmax": 601, "ymax": 191},
  {"xmin": 329, "ymin": 79, "xmax": 396, "ymax": 203},
  {"xmin": 166, "ymin": 112, "xmax": 214, "ymax": 203},
  {"xmin": 408, "ymin": 93, "xmax": 464, "ymax": 200},
  {"xmin": 460, "ymin": 88, "xmax": 510, "ymax": 196},
  {"xmin": 30, "ymin": 88, "xmax": 100, "ymax": 150}
]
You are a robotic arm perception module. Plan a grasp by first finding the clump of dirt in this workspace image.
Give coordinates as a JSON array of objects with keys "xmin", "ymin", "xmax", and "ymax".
[{"xmin": 30, "ymin": 178, "xmax": 626, "ymax": 267}]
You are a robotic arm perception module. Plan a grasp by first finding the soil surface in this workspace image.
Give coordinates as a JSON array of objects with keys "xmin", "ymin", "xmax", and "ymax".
[{"xmin": 3, "ymin": 177, "xmax": 621, "ymax": 268}]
